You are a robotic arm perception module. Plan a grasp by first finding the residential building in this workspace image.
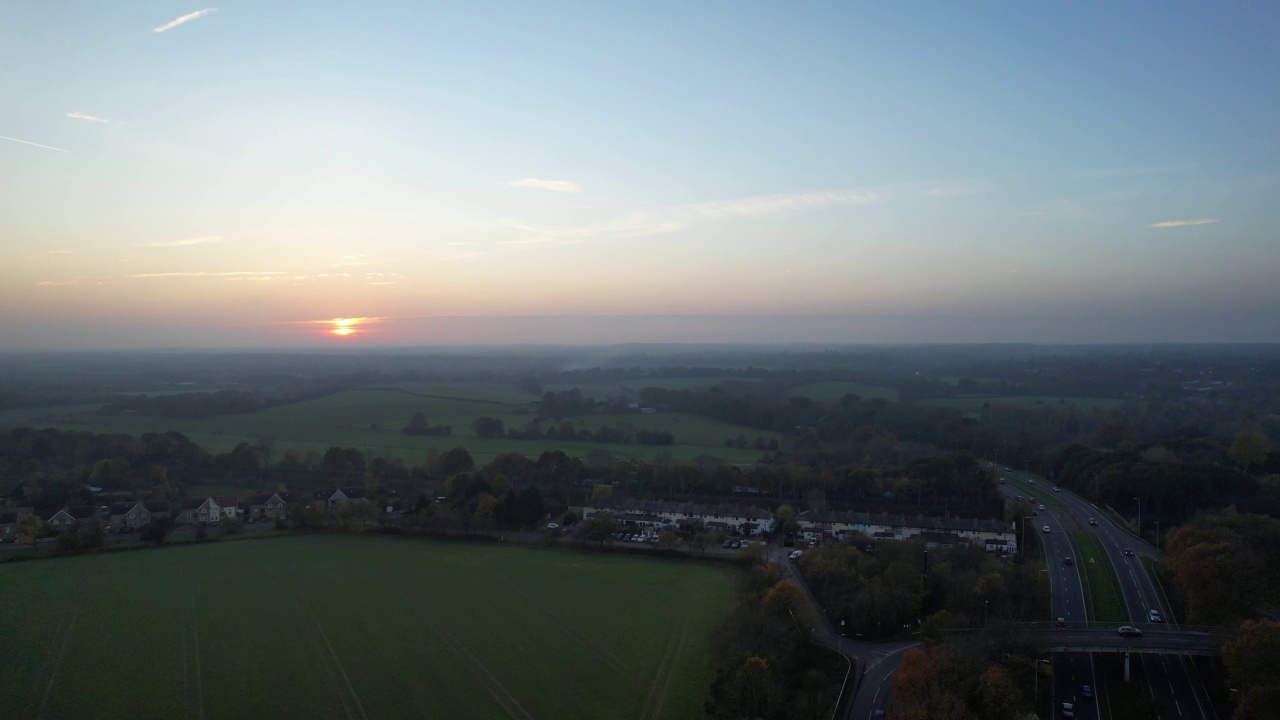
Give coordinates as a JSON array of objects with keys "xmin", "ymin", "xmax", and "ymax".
[
  {"xmin": 247, "ymin": 492, "xmax": 296, "ymax": 521},
  {"xmin": 177, "ymin": 497, "xmax": 222, "ymax": 525},
  {"xmin": 213, "ymin": 495, "xmax": 240, "ymax": 522},
  {"xmin": 797, "ymin": 509, "xmax": 1017, "ymax": 553},
  {"xmin": 0, "ymin": 512, "xmax": 17, "ymax": 541},
  {"xmin": 580, "ymin": 498, "xmax": 775, "ymax": 536},
  {"xmin": 45, "ymin": 507, "xmax": 98, "ymax": 532},
  {"xmin": 319, "ymin": 487, "xmax": 368, "ymax": 512}
]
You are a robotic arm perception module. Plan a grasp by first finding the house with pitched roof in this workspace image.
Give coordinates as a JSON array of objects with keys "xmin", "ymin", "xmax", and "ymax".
[
  {"xmin": 45, "ymin": 507, "xmax": 98, "ymax": 533},
  {"xmin": 177, "ymin": 497, "xmax": 222, "ymax": 525},
  {"xmin": 213, "ymin": 495, "xmax": 240, "ymax": 522},
  {"xmin": 247, "ymin": 492, "xmax": 295, "ymax": 521}
]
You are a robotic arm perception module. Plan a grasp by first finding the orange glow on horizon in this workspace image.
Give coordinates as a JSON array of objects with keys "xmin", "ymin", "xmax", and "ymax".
[{"xmin": 327, "ymin": 317, "xmax": 368, "ymax": 337}]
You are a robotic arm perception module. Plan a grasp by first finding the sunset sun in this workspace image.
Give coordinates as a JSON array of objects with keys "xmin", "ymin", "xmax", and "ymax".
[{"xmin": 328, "ymin": 318, "xmax": 363, "ymax": 337}]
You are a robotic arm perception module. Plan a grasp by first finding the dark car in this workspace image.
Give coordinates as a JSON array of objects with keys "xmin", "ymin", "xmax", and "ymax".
[
  {"xmin": 1088, "ymin": 518, "xmax": 1099, "ymax": 526},
  {"xmin": 1117, "ymin": 626, "xmax": 1143, "ymax": 638},
  {"xmin": 722, "ymin": 540, "xmax": 733, "ymax": 549},
  {"xmin": 1123, "ymin": 548, "xmax": 1134, "ymax": 557},
  {"xmin": 1063, "ymin": 557, "xmax": 1074, "ymax": 566},
  {"xmin": 1080, "ymin": 685, "xmax": 1094, "ymax": 699},
  {"xmin": 1054, "ymin": 618, "xmax": 1067, "ymax": 628}
]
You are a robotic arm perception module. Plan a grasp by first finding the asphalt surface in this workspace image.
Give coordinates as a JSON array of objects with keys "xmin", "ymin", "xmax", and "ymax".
[
  {"xmin": 998, "ymin": 476, "xmax": 1101, "ymax": 720},
  {"xmin": 998, "ymin": 467, "xmax": 1218, "ymax": 720}
]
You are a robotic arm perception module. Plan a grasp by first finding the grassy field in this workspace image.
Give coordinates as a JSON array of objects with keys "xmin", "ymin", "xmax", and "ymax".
[
  {"xmin": 0, "ymin": 381, "xmax": 780, "ymax": 466},
  {"xmin": 0, "ymin": 535, "xmax": 736, "ymax": 720},
  {"xmin": 920, "ymin": 395, "xmax": 1125, "ymax": 409},
  {"xmin": 542, "ymin": 376, "xmax": 760, "ymax": 399},
  {"xmin": 1069, "ymin": 531, "xmax": 1127, "ymax": 623},
  {"xmin": 786, "ymin": 381, "xmax": 898, "ymax": 402}
]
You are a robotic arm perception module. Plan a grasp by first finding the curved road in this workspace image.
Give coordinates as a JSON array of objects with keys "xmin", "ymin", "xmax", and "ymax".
[{"xmin": 999, "ymin": 466, "xmax": 1218, "ymax": 720}]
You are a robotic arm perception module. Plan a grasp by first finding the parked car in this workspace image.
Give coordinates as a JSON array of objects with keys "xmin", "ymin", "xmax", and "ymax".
[
  {"xmin": 1117, "ymin": 626, "xmax": 1143, "ymax": 638},
  {"xmin": 1148, "ymin": 609, "xmax": 1163, "ymax": 623},
  {"xmin": 1123, "ymin": 548, "xmax": 1134, "ymax": 557},
  {"xmin": 730, "ymin": 541, "xmax": 741, "ymax": 549},
  {"xmin": 546, "ymin": 523, "xmax": 559, "ymax": 530},
  {"xmin": 722, "ymin": 540, "xmax": 733, "ymax": 549},
  {"xmin": 788, "ymin": 550, "xmax": 803, "ymax": 561}
]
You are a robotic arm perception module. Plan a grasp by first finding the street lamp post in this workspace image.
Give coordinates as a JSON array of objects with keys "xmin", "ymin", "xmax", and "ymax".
[
  {"xmin": 984, "ymin": 600, "xmax": 989, "ymax": 626},
  {"xmin": 1132, "ymin": 497, "xmax": 1142, "ymax": 537},
  {"xmin": 1155, "ymin": 521, "xmax": 1160, "ymax": 549},
  {"xmin": 1034, "ymin": 659, "xmax": 1052, "ymax": 712}
]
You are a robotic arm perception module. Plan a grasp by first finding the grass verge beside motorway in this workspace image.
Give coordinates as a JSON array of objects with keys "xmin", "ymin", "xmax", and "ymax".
[
  {"xmin": 1003, "ymin": 475, "xmax": 1066, "ymax": 509},
  {"xmin": 1070, "ymin": 531, "xmax": 1127, "ymax": 623},
  {"xmin": 1141, "ymin": 556, "xmax": 1187, "ymax": 625}
]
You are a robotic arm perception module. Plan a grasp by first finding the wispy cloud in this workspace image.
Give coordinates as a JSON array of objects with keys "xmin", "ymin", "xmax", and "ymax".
[
  {"xmin": 501, "ymin": 187, "xmax": 884, "ymax": 248},
  {"xmin": 129, "ymin": 271, "xmax": 286, "ymax": 278},
  {"xmin": 0, "ymin": 134, "xmax": 70, "ymax": 153},
  {"xmin": 35, "ymin": 280, "xmax": 79, "ymax": 287},
  {"xmin": 48, "ymin": 249, "xmax": 74, "ymax": 255},
  {"xmin": 688, "ymin": 189, "xmax": 882, "ymax": 219},
  {"xmin": 154, "ymin": 8, "xmax": 218, "ymax": 33},
  {"xmin": 439, "ymin": 251, "xmax": 488, "ymax": 261},
  {"xmin": 1080, "ymin": 164, "xmax": 1192, "ymax": 179},
  {"xmin": 147, "ymin": 235, "xmax": 224, "ymax": 247},
  {"xmin": 508, "ymin": 177, "xmax": 582, "ymax": 193},
  {"xmin": 922, "ymin": 179, "xmax": 995, "ymax": 197},
  {"xmin": 66, "ymin": 111, "xmax": 110, "ymax": 124},
  {"xmin": 1150, "ymin": 218, "xmax": 1219, "ymax": 229}
]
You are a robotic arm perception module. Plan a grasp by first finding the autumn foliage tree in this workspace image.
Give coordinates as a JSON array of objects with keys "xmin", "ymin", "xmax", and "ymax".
[{"xmin": 1223, "ymin": 620, "xmax": 1280, "ymax": 720}]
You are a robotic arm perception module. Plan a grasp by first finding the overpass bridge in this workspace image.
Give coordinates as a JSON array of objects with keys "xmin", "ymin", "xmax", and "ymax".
[{"xmin": 1010, "ymin": 625, "xmax": 1222, "ymax": 656}]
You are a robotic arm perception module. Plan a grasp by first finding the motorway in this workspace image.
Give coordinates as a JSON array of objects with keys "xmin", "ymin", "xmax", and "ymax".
[
  {"xmin": 998, "ymin": 476, "xmax": 1100, "ymax": 720},
  {"xmin": 998, "ymin": 466, "xmax": 1218, "ymax": 720}
]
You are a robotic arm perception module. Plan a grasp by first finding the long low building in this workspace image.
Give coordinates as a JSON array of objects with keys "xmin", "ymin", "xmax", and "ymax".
[
  {"xmin": 580, "ymin": 498, "xmax": 775, "ymax": 536},
  {"xmin": 799, "ymin": 509, "xmax": 1018, "ymax": 554}
]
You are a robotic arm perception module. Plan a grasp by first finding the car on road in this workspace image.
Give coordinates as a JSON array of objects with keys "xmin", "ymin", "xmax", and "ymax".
[
  {"xmin": 546, "ymin": 523, "xmax": 559, "ymax": 530},
  {"xmin": 722, "ymin": 540, "xmax": 733, "ymax": 548},
  {"xmin": 1054, "ymin": 617, "xmax": 1066, "ymax": 627},
  {"xmin": 1088, "ymin": 518, "xmax": 1099, "ymax": 526},
  {"xmin": 1015, "ymin": 495, "xmax": 1025, "ymax": 501},
  {"xmin": 1062, "ymin": 701, "xmax": 1075, "ymax": 718},
  {"xmin": 1117, "ymin": 626, "xmax": 1143, "ymax": 638},
  {"xmin": 1038, "ymin": 504, "xmax": 1047, "ymax": 511},
  {"xmin": 1028, "ymin": 479, "xmax": 1036, "ymax": 485},
  {"xmin": 1063, "ymin": 557, "xmax": 1074, "ymax": 566},
  {"xmin": 1080, "ymin": 685, "xmax": 1093, "ymax": 698},
  {"xmin": 788, "ymin": 550, "xmax": 804, "ymax": 561},
  {"xmin": 1123, "ymin": 548, "xmax": 1134, "ymax": 556},
  {"xmin": 1148, "ymin": 609, "xmax": 1163, "ymax": 623},
  {"xmin": 1053, "ymin": 486, "xmax": 1061, "ymax": 492},
  {"xmin": 1042, "ymin": 526, "xmax": 1051, "ymax": 533}
]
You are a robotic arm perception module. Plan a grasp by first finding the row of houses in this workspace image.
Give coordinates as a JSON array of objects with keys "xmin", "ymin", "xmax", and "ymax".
[
  {"xmin": 0, "ymin": 487, "xmax": 374, "ymax": 541},
  {"xmin": 798, "ymin": 509, "xmax": 1019, "ymax": 553},
  {"xmin": 579, "ymin": 498, "xmax": 776, "ymax": 536}
]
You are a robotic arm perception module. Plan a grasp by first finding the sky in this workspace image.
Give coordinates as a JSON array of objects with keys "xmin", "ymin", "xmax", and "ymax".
[{"xmin": 2, "ymin": 1, "xmax": 1278, "ymax": 349}]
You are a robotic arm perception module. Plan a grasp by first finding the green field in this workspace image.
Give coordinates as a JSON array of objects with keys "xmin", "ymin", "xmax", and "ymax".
[
  {"xmin": 0, "ymin": 535, "xmax": 736, "ymax": 720},
  {"xmin": 1069, "ymin": 531, "xmax": 1126, "ymax": 623},
  {"xmin": 0, "ymin": 381, "xmax": 781, "ymax": 466},
  {"xmin": 786, "ymin": 381, "xmax": 898, "ymax": 402},
  {"xmin": 542, "ymin": 376, "xmax": 758, "ymax": 399},
  {"xmin": 920, "ymin": 395, "xmax": 1125, "ymax": 409}
]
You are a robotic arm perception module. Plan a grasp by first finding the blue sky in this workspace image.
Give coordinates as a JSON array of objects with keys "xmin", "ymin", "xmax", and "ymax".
[{"xmin": 2, "ymin": 2, "xmax": 1277, "ymax": 348}]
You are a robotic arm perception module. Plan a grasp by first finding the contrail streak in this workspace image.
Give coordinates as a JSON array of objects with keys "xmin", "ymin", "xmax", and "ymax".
[{"xmin": 0, "ymin": 135, "xmax": 71, "ymax": 153}]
